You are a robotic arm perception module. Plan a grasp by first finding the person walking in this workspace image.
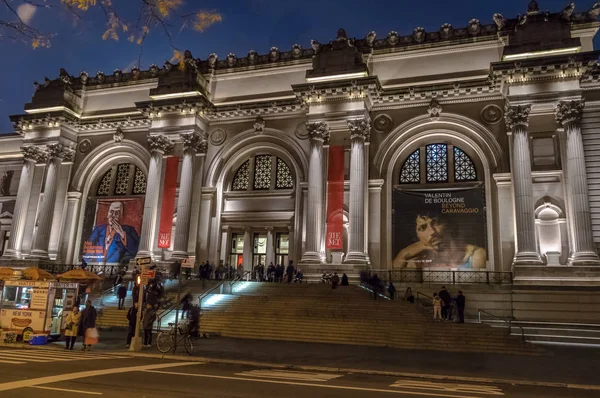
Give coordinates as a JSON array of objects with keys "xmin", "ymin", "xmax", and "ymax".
[
  {"xmin": 456, "ymin": 290, "xmax": 466, "ymax": 324},
  {"xmin": 64, "ymin": 306, "xmax": 81, "ymax": 350},
  {"xmin": 117, "ymin": 282, "xmax": 127, "ymax": 310},
  {"xmin": 388, "ymin": 281, "xmax": 397, "ymax": 300},
  {"xmin": 126, "ymin": 302, "xmax": 138, "ymax": 348},
  {"xmin": 79, "ymin": 300, "xmax": 97, "ymax": 351},
  {"xmin": 439, "ymin": 286, "xmax": 452, "ymax": 321},
  {"xmin": 180, "ymin": 293, "xmax": 192, "ymax": 319},
  {"xmin": 404, "ymin": 287, "xmax": 415, "ymax": 303},
  {"xmin": 433, "ymin": 293, "xmax": 442, "ymax": 320},
  {"xmin": 371, "ymin": 273, "xmax": 381, "ymax": 300},
  {"xmin": 142, "ymin": 303, "xmax": 156, "ymax": 347}
]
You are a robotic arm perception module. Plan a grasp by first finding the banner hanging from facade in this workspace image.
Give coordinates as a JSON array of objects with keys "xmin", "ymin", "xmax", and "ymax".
[
  {"xmin": 157, "ymin": 156, "xmax": 179, "ymax": 248},
  {"xmin": 82, "ymin": 198, "xmax": 143, "ymax": 264},
  {"xmin": 326, "ymin": 146, "xmax": 345, "ymax": 249},
  {"xmin": 392, "ymin": 185, "xmax": 487, "ymax": 269}
]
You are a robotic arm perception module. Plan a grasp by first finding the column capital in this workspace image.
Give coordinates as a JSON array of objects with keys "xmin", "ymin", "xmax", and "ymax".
[
  {"xmin": 347, "ymin": 117, "xmax": 371, "ymax": 142},
  {"xmin": 45, "ymin": 143, "xmax": 75, "ymax": 162},
  {"xmin": 148, "ymin": 134, "xmax": 174, "ymax": 154},
  {"xmin": 67, "ymin": 191, "xmax": 82, "ymax": 201},
  {"xmin": 555, "ymin": 99, "xmax": 585, "ymax": 126},
  {"xmin": 180, "ymin": 131, "xmax": 207, "ymax": 153},
  {"xmin": 21, "ymin": 145, "xmax": 44, "ymax": 163},
  {"xmin": 306, "ymin": 121, "xmax": 330, "ymax": 142},
  {"xmin": 504, "ymin": 104, "xmax": 531, "ymax": 131}
]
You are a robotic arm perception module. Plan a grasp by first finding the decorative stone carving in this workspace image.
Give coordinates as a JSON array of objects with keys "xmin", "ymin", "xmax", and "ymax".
[
  {"xmin": 294, "ymin": 122, "xmax": 309, "ymax": 140},
  {"xmin": 291, "ymin": 44, "xmax": 302, "ymax": 59},
  {"xmin": 518, "ymin": 14, "xmax": 528, "ymax": 25},
  {"xmin": 493, "ymin": 14, "xmax": 507, "ymax": 29},
  {"xmin": 248, "ymin": 50, "xmax": 258, "ymax": 64},
  {"xmin": 209, "ymin": 128, "xmax": 227, "ymax": 146},
  {"xmin": 114, "ymin": 69, "xmax": 122, "ymax": 80},
  {"xmin": 413, "ymin": 27, "xmax": 425, "ymax": 43},
  {"xmin": 59, "ymin": 68, "xmax": 71, "ymax": 85},
  {"xmin": 78, "ymin": 139, "xmax": 92, "ymax": 154},
  {"xmin": 336, "ymin": 28, "xmax": 348, "ymax": 41},
  {"xmin": 226, "ymin": 53, "xmax": 237, "ymax": 68},
  {"xmin": 208, "ymin": 53, "xmax": 218, "ymax": 69},
  {"xmin": 481, "ymin": 104, "xmax": 503, "ymax": 125},
  {"xmin": 306, "ymin": 121, "xmax": 330, "ymax": 142},
  {"xmin": 21, "ymin": 145, "xmax": 42, "ymax": 162},
  {"xmin": 372, "ymin": 114, "xmax": 393, "ymax": 134},
  {"xmin": 387, "ymin": 31, "xmax": 399, "ymax": 46},
  {"xmin": 0, "ymin": 170, "xmax": 13, "ymax": 196},
  {"xmin": 131, "ymin": 66, "xmax": 140, "ymax": 79},
  {"xmin": 80, "ymin": 71, "xmax": 89, "ymax": 85},
  {"xmin": 310, "ymin": 40, "xmax": 321, "ymax": 53},
  {"xmin": 504, "ymin": 104, "xmax": 532, "ymax": 130},
  {"xmin": 164, "ymin": 60, "xmax": 173, "ymax": 72},
  {"xmin": 427, "ymin": 99, "xmax": 442, "ymax": 117},
  {"xmin": 113, "ymin": 128, "xmax": 125, "ymax": 144},
  {"xmin": 555, "ymin": 99, "xmax": 585, "ymax": 126},
  {"xmin": 180, "ymin": 132, "xmax": 202, "ymax": 151},
  {"xmin": 149, "ymin": 64, "xmax": 159, "ymax": 76},
  {"xmin": 527, "ymin": 0, "xmax": 539, "ymax": 15},
  {"xmin": 269, "ymin": 47, "xmax": 280, "ymax": 62},
  {"xmin": 439, "ymin": 24, "xmax": 453, "ymax": 39},
  {"xmin": 96, "ymin": 71, "xmax": 105, "ymax": 83},
  {"xmin": 468, "ymin": 19, "xmax": 481, "ymax": 36},
  {"xmin": 365, "ymin": 31, "xmax": 376, "ymax": 47},
  {"xmin": 44, "ymin": 143, "xmax": 75, "ymax": 161},
  {"xmin": 197, "ymin": 139, "xmax": 208, "ymax": 155},
  {"xmin": 253, "ymin": 116, "xmax": 266, "ymax": 134},
  {"xmin": 348, "ymin": 118, "xmax": 371, "ymax": 141},
  {"xmin": 147, "ymin": 134, "xmax": 174, "ymax": 154},
  {"xmin": 62, "ymin": 146, "xmax": 76, "ymax": 162},
  {"xmin": 588, "ymin": 2, "xmax": 600, "ymax": 19},
  {"xmin": 562, "ymin": 2, "xmax": 575, "ymax": 20}
]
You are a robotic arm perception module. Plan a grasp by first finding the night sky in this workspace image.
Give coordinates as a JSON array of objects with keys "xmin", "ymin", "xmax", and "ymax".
[{"xmin": 0, "ymin": 0, "xmax": 597, "ymax": 133}]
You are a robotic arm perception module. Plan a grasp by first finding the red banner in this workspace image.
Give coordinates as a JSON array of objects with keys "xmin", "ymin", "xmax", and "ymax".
[
  {"xmin": 326, "ymin": 146, "xmax": 345, "ymax": 249},
  {"xmin": 157, "ymin": 156, "xmax": 179, "ymax": 248}
]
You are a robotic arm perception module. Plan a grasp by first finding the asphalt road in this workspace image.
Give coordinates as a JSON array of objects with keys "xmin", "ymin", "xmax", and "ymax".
[{"xmin": 0, "ymin": 348, "xmax": 596, "ymax": 398}]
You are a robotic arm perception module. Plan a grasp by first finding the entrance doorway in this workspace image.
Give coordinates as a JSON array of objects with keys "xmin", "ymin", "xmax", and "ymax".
[
  {"xmin": 252, "ymin": 233, "xmax": 267, "ymax": 267},
  {"xmin": 229, "ymin": 233, "xmax": 244, "ymax": 267},
  {"xmin": 276, "ymin": 233, "xmax": 289, "ymax": 266}
]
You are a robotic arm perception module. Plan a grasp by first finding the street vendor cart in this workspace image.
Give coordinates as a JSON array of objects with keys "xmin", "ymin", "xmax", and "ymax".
[{"xmin": 0, "ymin": 280, "xmax": 79, "ymax": 340}]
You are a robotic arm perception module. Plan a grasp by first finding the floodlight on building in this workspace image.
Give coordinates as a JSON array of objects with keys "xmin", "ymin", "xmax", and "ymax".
[
  {"xmin": 149, "ymin": 91, "xmax": 204, "ymax": 100},
  {"xmin": 305, "ymin": 71, "xmax": 368, "ymax": 83},
  {"xmin": 25, "ymin": 106, "xmax": 81, "ymax": 118},
  {"xmin": 502, "ymin": 47, "xmax": 580, "ymax": 61}
]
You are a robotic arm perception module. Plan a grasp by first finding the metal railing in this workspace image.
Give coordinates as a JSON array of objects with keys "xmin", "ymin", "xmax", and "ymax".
[
  {"xmin": 37, "ymin": 263, "xmax": 125, "ymax": 277},
  {"xmin": 198, "ymin": 281, "xmax": 226, "ymax": 307},
  {"xmin": 229, "ymin": 270, "xmax": 251, "ymax": 290},
  {"xmin": 478, "ymin": 309, "xmax": 525, "ymax": 341},
  {"xmin": 372, "ymin": 269, "xmax": 513, "ymax": 285}
]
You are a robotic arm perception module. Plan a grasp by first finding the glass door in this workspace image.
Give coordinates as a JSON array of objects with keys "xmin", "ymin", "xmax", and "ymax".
[
  {"xmin": 252, "ymin": 233, "xmax": 267, "ymax": 267},
  {"xmin": 276, "ymin": 233, "xmax": 289, "ymax": 266},
  {"xmin": 229, "ymin": 234, "xmax": 244, "ymax": 267}
]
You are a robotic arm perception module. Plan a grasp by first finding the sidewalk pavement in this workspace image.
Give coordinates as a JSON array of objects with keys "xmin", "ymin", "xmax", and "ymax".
[{"xmin": 17, "ymin": 329, "xmax": 593, "ymax": 388}]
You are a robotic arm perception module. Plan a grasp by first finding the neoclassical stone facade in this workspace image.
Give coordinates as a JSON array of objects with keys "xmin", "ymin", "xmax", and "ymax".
[{"xmin": 2, "ymin": 1, "xmax": 600, "ymax": 285}]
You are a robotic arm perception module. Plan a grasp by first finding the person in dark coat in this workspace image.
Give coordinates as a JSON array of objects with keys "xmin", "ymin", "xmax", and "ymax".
[
  {"xmin": 331, "ymin": 272, "xmax": 340, "ymax": 289},
  {"xmin": 78, "ymin": 300, "xmax": 97, "ymax": 351},
  {"xmin": 286, "ymin": 263, "xmax": 295, "ymax": 283},
  {"xmin": 388, "ymin": 281, "xmax": 397, "ymax": 300},
  {"xmin": 341, "ymin": 273, "xmax": 349, "ymax": 286},
  {"xmin": 456, "ymin": 290, "xmax": 466, "ymax": 323},
  {"xmin": 439, "ymin": 286, "xmax": 452, "ymax": 321},
  {"xmin": 181, "ymin": 293, "xmax": 192, "ymax": 319},
  {"xmin": 117, "ymin": 283, "xmax": 127, "ymax": 310},
  {"xmin": 126, "ymin": 302, "xmax": 138, "ymax": 348},
  {"xmin": 371, "ymin": 274, "xmax": 382, "ymax": 300},
  {"xmin": 142, "ymin": 303, "xmax": 157, "ymax": 347}
]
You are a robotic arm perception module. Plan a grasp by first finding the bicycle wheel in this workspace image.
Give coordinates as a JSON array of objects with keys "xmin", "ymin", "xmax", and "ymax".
[
  {"xmin": 183, "ymin": 335, "xmax": 194, "ymax": 355},
  {"xmin": 156, "ymin": 331, "xmax": 173, "ymax": 353}
]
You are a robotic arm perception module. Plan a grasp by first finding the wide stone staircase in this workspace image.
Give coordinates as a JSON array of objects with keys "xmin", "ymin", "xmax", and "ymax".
[{"xmin": 199, "ymin": 282, "xmax": 543, "ymax": 355}]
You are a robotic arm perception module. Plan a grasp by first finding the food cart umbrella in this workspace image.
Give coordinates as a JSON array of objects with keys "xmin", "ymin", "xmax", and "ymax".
[
  {"xmin": 22, "ymin": 267, "xmax": 56, "ymax": 281},
  {"xmin": 0, "ymin": 267, "xmax": 15, "ymax": 280},
  {"xmin": 58, "ymin": 269, "xmax": 102, "ymax": 281}
]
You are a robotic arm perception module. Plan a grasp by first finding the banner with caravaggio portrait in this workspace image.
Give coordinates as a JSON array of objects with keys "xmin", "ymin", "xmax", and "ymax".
[
  {"xmin": 81, "ymin": 198, "xmax": 143, "ymax": 264},
  {"xmin": 392, "ymin": 185, "xmax": 487, "ymax": 270}
]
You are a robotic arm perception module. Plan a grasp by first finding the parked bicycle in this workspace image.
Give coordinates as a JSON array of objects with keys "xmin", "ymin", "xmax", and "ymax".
[{"xmin": 156, "ymin": 320, "xmax": 193, "ymax": 355}]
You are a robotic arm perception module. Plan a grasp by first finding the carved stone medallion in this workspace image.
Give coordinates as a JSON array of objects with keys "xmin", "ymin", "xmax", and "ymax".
[
  {"xmin": 372, "ymin": 114, "xmax": 393, "ymax": 134},
  {"xmin": 480, "ymin": 104, "xmax": 503, "ymax": 125},
  {"xmin": 294, "ymin": 122, "xmax": 309, "ymax": 140},
  {"xmin": 78, "ymin": 139, "xmax": 92, "ymax": 154},
  {"xmin": 209, "ymin": 128, "xmax": 227, "ymax": 146}
]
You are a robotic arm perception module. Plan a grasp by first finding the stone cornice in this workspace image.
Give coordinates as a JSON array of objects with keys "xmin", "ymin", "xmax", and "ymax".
[{"xmin": 555, "ymin": 99, "xmax": 585, "ymax": 125}]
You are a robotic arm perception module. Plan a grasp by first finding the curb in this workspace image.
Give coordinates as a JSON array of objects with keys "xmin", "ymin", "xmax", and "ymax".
[{"xmin": 119, "ymin": 351, "xmax": 600, "ymax": 392}]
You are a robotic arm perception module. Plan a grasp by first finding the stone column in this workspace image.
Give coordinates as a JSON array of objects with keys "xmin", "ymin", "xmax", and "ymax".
[
  {"xmin": 173, "ymin": 132, "xmax": 205, "ymax": 258},
  {"xmin": 300, "ymin": 122, "xmax": 329, "ymax": 263},
  {"xmin": 4, "ymin": 146, "xmax": 43, "ymax": 259},
  {"xmin": 242, "ymin": 228, "xmax": 253, "ymax": 272},
  {"xmin": 345, "ymin": 117, "xmax": 370, "ymax": 264},
  {"xmin": 63, "ymin": 192, "xmax": 82, "ymax": 264},
  {"xmin": 505, "ymin": 105, "xmax": 542, "ymax": 265},
  {"xmin": 31, "ymin": 144, "xmax": 75, "ymax": 258},
  {"xmin": 137, "ymin": 135, "xmax": 173, "ymax": 259},
  {"xmin": 266, "ymin": 227, "xmax": 275, "ymax": 266},
  {"xmin": 556, "ymin": 100, "xmax": 600, "ymax": 265}
]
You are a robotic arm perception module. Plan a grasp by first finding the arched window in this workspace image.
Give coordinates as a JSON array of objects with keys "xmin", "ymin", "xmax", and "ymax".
[
  {"xmin": 399, "ymin": 143, "xmax": 477, "ymax": 184},
  {"xmin": 231, "ymin": 156, "xmax": 295, "ymax": 191},
  {"xmin": 95, "ymin": 163, "xmax": 146, "ymax": 196}
]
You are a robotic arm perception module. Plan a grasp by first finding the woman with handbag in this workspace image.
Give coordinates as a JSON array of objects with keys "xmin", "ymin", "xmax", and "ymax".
[
  {"xmin": 64, "ymin": 306, "xmax": 81, "ymax": 350},
  {"xmin": 79, "ymin": 300, "xmax": 98, "ymax": 351}
]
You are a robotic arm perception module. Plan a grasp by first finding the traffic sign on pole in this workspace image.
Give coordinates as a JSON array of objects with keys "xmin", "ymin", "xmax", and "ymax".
[{"xmin": 135, "ymin": 257, "xmax": 152, "ymax": 266}]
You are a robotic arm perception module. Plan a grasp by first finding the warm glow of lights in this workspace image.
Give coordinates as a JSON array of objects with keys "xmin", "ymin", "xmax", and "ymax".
[
  {"xmin": 149, "ymin": 91, "xmax": 203, "ymax": 100},
  {"xmin": 502, "ymin": 47, "xmax": 580, "ymax": 61},
  {"xmin": 306, "ymin": 71, "xmax": 368, "ymax": 83}
]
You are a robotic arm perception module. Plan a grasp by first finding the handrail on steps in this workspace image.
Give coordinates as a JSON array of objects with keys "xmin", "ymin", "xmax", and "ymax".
[
  {"xmin": 229, "ymin": 270, "xmax": 251, "ymax": 289},
  {"xmin": 478, "ymin": 309, "xmax": 525, "ymax": 341}
]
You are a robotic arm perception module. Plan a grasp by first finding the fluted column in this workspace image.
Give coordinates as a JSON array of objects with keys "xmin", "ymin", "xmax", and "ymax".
[
  {"xmin": 173, "ymin": 132, "xmax": 206, "ymax": 258},
  {"xmin": 266, "ymin": 227, "xmax": 275, "ymax": 266},
  {"xmin": 345, "ymin": 117, "xmax": 370, "ymax": 264},
  {"xmin": 4, "ymin": 146, "xmax": 44, "ymax": 259},
  {"xmin": 505, "ymin": 105, "xmax": 543, "ymax": 265},
  {"xmin": 137, "ymin": 135, "xmax": 173, "ymax": 258},
  {"xmin": 556, "ymin": 100, "xmax": 600, "ymax": 265},
  {"xmin": 242, "ymin": 228, "xmax": 252, "ymax": 272},
  {"xmin": 31, "ymin": 144, "xmax": 75, "ymax": 258},
  {"xmin": 300, "ymin": 122, "xmax": 329, "ymax": 263}
]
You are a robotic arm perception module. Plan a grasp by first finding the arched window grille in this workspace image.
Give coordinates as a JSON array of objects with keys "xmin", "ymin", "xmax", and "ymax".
[
  {"xmin": 453, "ymin": 147, "xmax": 477, "ymax": 182},
  {"xmin": 231, "ymin": 156, "xmax": 295, "ymax": 191},
  {"xmin": 399, "ymin": 143, "xmax": 477, "ymax": 184},
  {"xmin": 399, "ymin": 149, "xmax": 420, "ymax": 184},
  {"xmin": 95, "ymin": 163, "xmax": 147, "ymax": 196}
]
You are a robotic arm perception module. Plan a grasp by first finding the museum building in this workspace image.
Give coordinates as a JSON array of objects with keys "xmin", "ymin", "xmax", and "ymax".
[{"xmin": 1, "ymin": 1, "xmax": 600, "ymax": 285}]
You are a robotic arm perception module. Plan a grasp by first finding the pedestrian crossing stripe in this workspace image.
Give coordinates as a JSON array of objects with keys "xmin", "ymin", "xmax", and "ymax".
[
  {"xmin": 390, "ymin": 379, "xmax": 504, "ymax": 396},
  {"xmin": 0, "ymin": 349, "xmax": 128, "ymax": 365},
  {"xmin": 235, "ymin": 369, "xmax": 343, "ymax": 382}
]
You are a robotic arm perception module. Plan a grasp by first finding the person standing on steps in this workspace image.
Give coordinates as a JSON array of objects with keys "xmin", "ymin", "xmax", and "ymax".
[
  {"xmin": 79, "ymin": 300, "xmax": 97, "ymax": 351},
  {"xmin": 388, "ymin": 281, "xmax": 397, "ymax": 300},
  {"xmin": 404, "ymin": 287, "xmax": 415, "ymax": 303},
  {"xmin": 286, "ymin": 262, "xmax": 295, "ymax": 283},
  {"xmin": 371, "ymin": 273, "xmax": 382, "ymax": 300},
  {"xmin": 126, "ymin": 302, "xmax": 138, "ymax": 348},
  {"xmin": 117, "ymin": 282, "xmax": 127, "ymax": 310},
  {"xmin": 331, "ymin": 272, "xmax": 340, "ymax": 289},
  {"xmin": 341, "ymin": 273, "xmax": 349, "ymax": 286},
  {"xmin": 180, "ymin": 293, "xmax": 192, "ymax": 319},
  {"xmin": 433, "ymin": 293, "xmax": 442, "ymax": 320},
  {"xmin": 438, "ymin": 286, "xmax": 452, "ymax": 321},
  {"xmin": 142, "ymin": 303, "xmax": 156, "ymax": 347},
  {"xmin": 456, "ymin": 290, "xmax": 466, "ymax": 324},
  {"xmin": 64, "ymin": 306, "xmax": 81, "ymax": 350}
]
